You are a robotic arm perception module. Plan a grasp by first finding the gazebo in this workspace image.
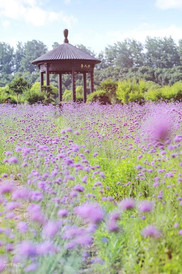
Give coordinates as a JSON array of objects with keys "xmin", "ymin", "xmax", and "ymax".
[{"xmin": 32, "ymin": 29, "xmax": 101, "ymax": 102}]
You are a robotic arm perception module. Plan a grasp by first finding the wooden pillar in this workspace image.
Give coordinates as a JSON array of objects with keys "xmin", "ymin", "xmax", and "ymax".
[
  {"xmin": 72, "ymin": 70, "xmax": 76, "ymax": 102},
  {"xmin": 45, "ymin": 64, "xmax": 50, "ymax": 86},
  {"xmin": 40, "ymin": 71, "xmax": 44, "ymax": 91},
  {"xmin": 90, "ymin": 70, "xmax": 94, "ymax": 93},
  {"xmin": 83, "ymin": 72, "xmax": 87, "ymax": 103},
  {"xmin": 58, "ymin": 73, "xmax": 62, "ymax": 101}
]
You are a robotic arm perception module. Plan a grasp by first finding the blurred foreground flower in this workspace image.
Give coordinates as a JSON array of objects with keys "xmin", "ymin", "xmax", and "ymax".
[
  {"xmin": 0, "ymin": 256, "xmax": 7, "ymax": 272},
  {"xmin": 75, "ymin": 203, "xmax": 104, "ymax": 224},
  {"xmin": 138, "ymin": 201, "xmax": 154, "ymax": 213},
  {"xmin": 144, "ymin": 112, "xmax": 172, "ymax": 142},
  {"xmin": 141, "ymin": 225, "xmax": 162, "ymax": 238},
  {"xmin": 119, "ymin": 198, "xmax": 135, "ymax": 211}
]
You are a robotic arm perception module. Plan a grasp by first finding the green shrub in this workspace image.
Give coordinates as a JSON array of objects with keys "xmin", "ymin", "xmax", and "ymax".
[
  {"xmin": 62, "ymin": 86, "xmax": 83, "ymax": 102},
  {"xmin": 29, "ymin": 82, "xmax": 41, "ymax": 94},
  {"xmin": 24, "ymin": 82, "xmax": 59, "ymax": 105},
  {"xmin": 62, "ymin": 89, "xmax": 72, "ymax": 102},
  {"xmin": 144, "ymin": 81, "xmax": 182, "ymax": 102},
  {"xmin": 26, "ymin": 91, "xmax": 45, "ymax": 105},
  {"xmin": 129, "ymin": 91, "xmax": 145, "ymax": 104},
  {"xmin": 144, "ymin": 89, "xmax": 162, "ymax": 101},
  {"xmin": 24, "ymin": 82, "xmax": 45, "ymax": 104},
  {"xmin": 0, "ymin": 86, "xmax": 19, "ymax": 104},
  {"xmin": 0, "ymin": 88, "xmax": 8, "ymax": 103},
  {"xmin": 116, "ymin": 79, "xmax": 162, "ymax": 104},
  {"xmin": 97, "ymin": 79, "xmax": 117, "ymax": 103},
  {"xmin": 9, "ymin": 77, "xmax": 30, "ymax": 102},
  {"xmin": 160, "ymin": 85, "xmax": 175, "ymax": 101},
  {"xmin": 170, "ymin": 81, "xmax": 182, "ymax": 101},
  {"xmin": 157, "ymin": 82, "xmax": 182, "ymax": 102},
  {"xmin": 87, "ymin": 90, "xmax": 111, "ymax": 104},
  {"xmin": 116, "ymin": 79, "xmax": 145, "ymax": 104},
  {"xmin": 42, "ymin": 85, "xmax": 58, "ymax": 105}
]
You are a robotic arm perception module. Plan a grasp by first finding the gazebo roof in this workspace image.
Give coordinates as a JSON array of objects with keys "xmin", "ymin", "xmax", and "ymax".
[{"xmin": 32, "ymin": 30, "xmax": 101, "ymax": 65}]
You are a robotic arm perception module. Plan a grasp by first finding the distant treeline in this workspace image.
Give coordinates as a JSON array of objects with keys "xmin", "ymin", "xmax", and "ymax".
[{"xmin": 1, "ymin": 36, "xmax": 182, "ymax": 88}]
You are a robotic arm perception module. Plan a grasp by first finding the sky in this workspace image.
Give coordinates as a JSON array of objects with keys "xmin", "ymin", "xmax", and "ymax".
[{"xmin": 1, "ymin": 0, "xmax": 182, "ymax": 54}]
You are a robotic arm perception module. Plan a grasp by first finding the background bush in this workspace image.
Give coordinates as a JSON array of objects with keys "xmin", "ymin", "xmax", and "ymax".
[
  {"xmin": 62, "ymin": 86, "xmax": 84, "ymax": 102},
  {"xmin": 1, "ymin": 77, "xmax": 182, "ymax": 105},
  {"xmin": 87, "ymin": 89, "xmax": 111, "ymax": 104},
  {"xmin": 116, "ymin": 79, "xmax": 146, "ymax": 104}
]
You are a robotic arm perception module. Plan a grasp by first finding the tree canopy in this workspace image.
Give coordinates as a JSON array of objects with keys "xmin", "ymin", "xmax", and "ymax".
[{"xmin": 1, "ymin": 36, "xmax": 182, "ymax": 88}]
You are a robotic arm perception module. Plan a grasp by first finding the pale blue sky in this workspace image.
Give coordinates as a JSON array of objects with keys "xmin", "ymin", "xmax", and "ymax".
[{"xmin": 1, "ymin": 0, "xmax": 182, "ymax": 53}]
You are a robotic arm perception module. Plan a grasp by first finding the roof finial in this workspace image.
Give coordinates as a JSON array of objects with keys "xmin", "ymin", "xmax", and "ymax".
[{"xmin": 64, "ymin": 29, "xmax": 69, "ymax": 43}]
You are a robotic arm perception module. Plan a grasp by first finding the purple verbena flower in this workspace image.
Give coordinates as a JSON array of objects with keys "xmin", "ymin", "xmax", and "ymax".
[
  {"xmin": 37, "ymin": 241, "xmax": 58, "ymax": 255},
  {"xmin": 73, "ymin": 184, "xmax": 85, "ymax": 192},
  {"xmin": 27, "ymin": 204, "xmax": 45, "ymax": 225},
  {"xmin": 120, "ymin": 198, "xmax": 135, "ymax": 211},
  {"xmin": 24, "ymin": 263, "xmax": 39, "ymax": 273},
  {"xmin": 12, "ymin": 188, "xmax": 29, "ymax": 199},
  {"xmin": 0, "ymin": 256, "xmax": 7, "ymax": 272},
  {"xmin": 141, "ymin": 225, "xmax": 162, "ymax": 238},
  {"xmin": 17, "ymin": 222, "xmax": 28, "ymax": 233},
  {"xmin": 17, "ymin": 240, "xmax": 37, "ymax": 258},
  {"xmin": 107, "ymin": 219, "xmax": 119, "ymax": 232},
  {"xmin": 42, "ymin": 220, "xmax": 61, "ymax": 238},
  {"xmin": 0, "ymin": 183, "xmax": 14, "ymax": 195},
  {"xmin": 74, "ymin": 233, "xmax": 93, "ymax": 246},
  {"xmin": 75, "ymin": 203, "xmax": 104, "ymax": 224},
  {"xmin": 57, "ymin": 209, "xmax": 68, "ymax": 217},
  {"xmin": 8, "ymin": 157, "xmax": 19, "ymax": 164},
  {"xmin": 138, "ymin": 201, "xmax": 154, "ymax": 213}
]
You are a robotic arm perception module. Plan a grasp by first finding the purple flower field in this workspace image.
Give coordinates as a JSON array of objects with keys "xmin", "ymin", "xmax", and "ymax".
[{"xmin": 0, "ymin": 102, "xmax": 181, "ymax": 273}]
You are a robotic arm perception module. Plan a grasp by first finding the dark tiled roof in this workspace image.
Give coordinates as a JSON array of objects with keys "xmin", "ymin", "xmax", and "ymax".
[{"xmin": 32, "ymin": 43, "xmax": 100, "ymax": 64}]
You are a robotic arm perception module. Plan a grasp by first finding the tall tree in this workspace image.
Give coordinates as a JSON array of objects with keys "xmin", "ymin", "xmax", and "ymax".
[
  {"xmin": 145, "ymin": 37, "xmax": 180, "ymax": 68},
  {"xmin": 129, "ymin": 40, "xmax": 145, "ymax": 67},
  {"xmin": 105, "ymin": 44, "xmax": 119, "ymax": 67},
  {"xmin": 52, "ymin": 42, "xmax": 60, "ymax": 49},
  {"xmin": 178, "ymin": 39, "xmax": 182, "ymax": 65},
  {"xmin": 14, "ymin": 42, "xmax": 24, "ymax": 73},
  {"xmin": 0, "ymin": 43, "xmax": 14, "ymax": 86},
  {"xmin": 104, "ymin": 40, "xmax": 144, "ymax": 68},
  {"xmin": 75, "ymin": 44, "xmax": 96, "ymax": 57},
  {"xmin": 19, "ymin": 40, "xmax": 47, "ymax": 73},
  {"xmin": 0, "ymin": 42, "xmax": 14, "ymax": 74}
]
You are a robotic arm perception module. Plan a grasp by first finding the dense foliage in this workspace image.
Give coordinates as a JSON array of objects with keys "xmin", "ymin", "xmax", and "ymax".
[
  {"xmin": 0, "ymin": 102, "xmax": 181, "ymax": 273},
  {"xmin": 87, "ymin": 79, "xmax": 182, "ymax": 104},
  {"xmin": 2, "ymin": 37, "xmax": 182, "ymax": 89},
  {"xmin": 1, "ymin": 77, "xmax": 182, "ymax": 105}
]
